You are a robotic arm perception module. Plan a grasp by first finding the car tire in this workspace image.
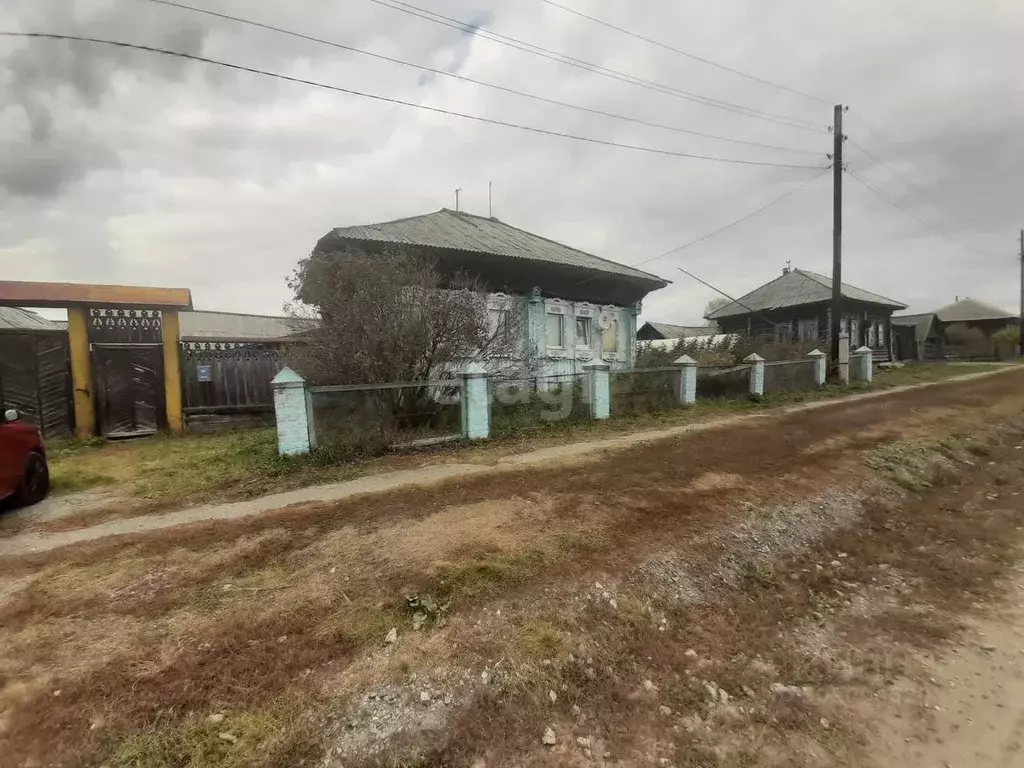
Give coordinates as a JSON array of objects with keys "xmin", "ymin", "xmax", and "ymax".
[{"xmin": 16, "ymin": 452, "xmax": 49, "ymax": 506}]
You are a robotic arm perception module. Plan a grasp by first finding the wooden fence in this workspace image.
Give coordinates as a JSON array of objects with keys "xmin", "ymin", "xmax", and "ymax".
[
  {"xmin": 180, "ymin": 341, "xmax": 285, "ymax": 432},
  {"xmin": 0, "ymin": 331, "xmax": 73, "ymax": 438}
]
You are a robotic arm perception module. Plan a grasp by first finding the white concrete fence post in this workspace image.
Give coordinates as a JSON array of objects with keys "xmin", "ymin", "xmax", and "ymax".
[
  {"xmin": 584, "ymin": 360, "xmax": 611, "ymax": 419},
  {"xmin": 838, "ymin": 332, "xmax": 851, "ymax": 385},
  {"xmin": 744, "ymin": 353, "xmax": 765, "ymax": 398},
  {"xmin": 271, "ymin": 366, "xmax": 317, "ymax": 456},
  {"xmin": 461, "ymin": 361, "xmax": 491, "ymax": 440},
  {"xmin": 674, "ymin": 354, "xmax": 698, "ymax": 406},
  {"xmin": 851, "ymin": 346, "xmax": 874, "ymax": 383},
  {"xmin": 806, "ymin": 349, "xmax": 827, "ymax": 387}
]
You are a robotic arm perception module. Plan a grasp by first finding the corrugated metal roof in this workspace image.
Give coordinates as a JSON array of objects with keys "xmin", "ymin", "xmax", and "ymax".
[
  {"xmin": 640, "ymin": 322, "xmax": 714, "ymax": 339},
  {"xmin": 322, "ymin": 209, "xmax": 668, "ymax": 285},
  {"xmin": 0, "ymin": 307, "xmax": 65, "ymax": 332},
  {"xmin": 706, "ymin": 269, "xmax": 907, "ymax": 320},
  {"xmin": 178, "ymin": 311, "xmax": 317, "ymax": 341},
  {"xmin": 933, "ymin": 297, "xmax": 1018, "ymax": 323}
]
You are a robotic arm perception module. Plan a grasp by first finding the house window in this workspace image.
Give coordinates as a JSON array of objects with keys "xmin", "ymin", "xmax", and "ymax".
[
  {"xmin": 774, "ymin": 322, "xmax": 792, "ymax": 344},
  {"xmin": 546, "ymin": 312, "xmax": 565, "ymax": 347},
  {"xmin": 602, "ymin": 316, "xmax": 619, "ymax": 353},
  {"xmin": 575, "ymin": 316, "xmax": 592, "ymax": 347},
  {"xmin": 798, "ymin": 319, "xmax": 818, "ymax": 342}
]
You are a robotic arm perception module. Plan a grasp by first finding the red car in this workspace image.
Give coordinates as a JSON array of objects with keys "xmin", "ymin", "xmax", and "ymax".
[{"xmin": 0, "ymin": 409, "xmax": 50, "ymax": 506}]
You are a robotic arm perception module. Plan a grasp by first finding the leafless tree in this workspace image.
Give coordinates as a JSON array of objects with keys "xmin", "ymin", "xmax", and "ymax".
[
  {"xmin": 285, "ymin": 245, "xmax": 531, "ymax": 427},
  {"xmin": 703, "ymin": 297, "xmax": 730, "ymax": 330}
]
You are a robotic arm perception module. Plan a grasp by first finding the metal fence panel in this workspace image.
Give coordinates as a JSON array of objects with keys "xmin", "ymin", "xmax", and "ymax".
[
  {"xmin": 611, "ymin": 368, "xmax": 679, "ymax": 415},
  {"xmin": 310, "ymin": 380, "xmax": 462, "ymax": 453},
  {"xmin": 696, "ymin": 365, "xmax": 750, "ymax": 400},
  {"xmin": 763, "ymin": 359, "xmax": 818, "ymax": 393},
  {"xmin": 490, "ymin": 372, "xmax": 588, "ymax": 435}
]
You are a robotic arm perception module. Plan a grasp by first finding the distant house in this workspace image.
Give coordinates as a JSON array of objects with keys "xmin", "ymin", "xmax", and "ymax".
[
  {"xmin": 933, "ymin": 297, "xmax": 1018, "ymax": 337},
  {"xmin": 636, "ymin": 322, "xmax": 715, "ymax": 341},
  {"xmin": 314, "ymin": 209, "xmax": 669, "ymax": 374},
  {"xmin": 704, "ymin": 266, "xmax": 907, "ymax": 361},
  {"xmin": 892, "ymin": 298, "xmax": 1019, "ymax": 361}
]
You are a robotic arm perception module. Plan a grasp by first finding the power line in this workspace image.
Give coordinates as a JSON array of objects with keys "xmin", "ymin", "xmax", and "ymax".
[
  {"xmin": 846, "ymin": 168, "xmax": 1004, "ymax": 259},
  {"xmin": 626, "ymin": 166, "xmax": 830, "ymax": 270},
  {"xmin": 363, "ymin": 0, "xmax": 825, "ymax": 133},
  {"xmin": 135, "ymin": 0, "xmax": 820, "ymax": 156},
  {"xmin": 0, "ymin": 32, "xmax": 827, "ymax": 169},
  {"xmin": 539, "ymin": 0, "xmax": 831, "ymax": 105},
  {"xmin": 846, "ymin": 110, "xmax": 1000, "ymax": 250},
  {"xmin": 675, "ymin": 264, "xmax": 779, "ymax": 331},
  {"xmin": 846, "ymin": 138, "xmax": 934, "ymax": 200}
]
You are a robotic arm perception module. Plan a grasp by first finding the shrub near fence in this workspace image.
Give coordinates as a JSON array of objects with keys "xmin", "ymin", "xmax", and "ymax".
[
  {"xmin": 763, "ymin": 359, "xmax": 818, "ymax": 394},
  {"xmin": 310, "ymin": 380, "xmax": 462, "ymax": 457},
  {"xmin": 611, "ymin": 367, "xmax": 679, "ymax": 415},
  {"xmin": 490, "ymin": 373, "xmax": 589, "ymax": 436}
]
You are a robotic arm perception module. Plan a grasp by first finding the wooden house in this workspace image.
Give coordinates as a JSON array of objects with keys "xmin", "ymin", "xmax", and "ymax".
[
  {"xmin": 704, "ymin": 267, "xmax": 907, "ymax": 361},
  {"xmin": 933, "ymin": 297, "xmax": 1019, "ymax": 338},
  {"xmin": 314, "ymin": 209, "xmax": 669, "ymax": 375}
]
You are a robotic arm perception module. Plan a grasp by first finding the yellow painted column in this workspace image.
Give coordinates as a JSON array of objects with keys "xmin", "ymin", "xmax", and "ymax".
[
  {"xmin": 162, "ymin": 310, "xmax": 184, "ymax": 435},
  {"xmin": 66, "ymin": 307, "xmax": 96, "ymax": 438}
]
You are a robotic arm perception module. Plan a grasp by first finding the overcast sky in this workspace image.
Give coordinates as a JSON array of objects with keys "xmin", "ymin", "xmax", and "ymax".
[{"xmin": 1, "ymin": 0, "xmax": 1021, "ymax": 324}]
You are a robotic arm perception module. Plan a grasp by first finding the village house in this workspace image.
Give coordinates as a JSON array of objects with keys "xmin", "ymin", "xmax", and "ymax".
[
  {"xmin": 313, "ymin": 209, "xmax": 669, "ymax": 376},
  {"xmin": 892, "ymin": 297, "xmax": 1020, "ymax": 361},
  {"xmin": 704, "ymin": 266, "xmax": 907, "ymax": 361}
]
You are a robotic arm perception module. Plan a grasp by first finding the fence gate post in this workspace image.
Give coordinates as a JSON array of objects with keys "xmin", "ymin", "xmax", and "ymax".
[
  {"xmin": 838, "ymin": 332, "xmax": 851, "ymax": 385},
  {"xmin": 851, "ymin": 346, "xmax": 874, "ymax": 382},
  {"xmin": 673, "ymin": 354, "xmax": 698, "ymax": 405},
  {"xmin": 461, "ymin": 362, "xmax": 491, "ymax": 440},
  {"xmin": 744, "ymin": 353, "xmax": 765, "ymax": 398},
  {"xmin": 806, "ymin": 349, "xmax": 827, "ymax": 386},
  {"xmin": 271, "ymin": 366, "xmax": 316, "ymax": 456},
  {"xmin": 584, "ymin": 360, "xmax": 611, "ymax": 419}
]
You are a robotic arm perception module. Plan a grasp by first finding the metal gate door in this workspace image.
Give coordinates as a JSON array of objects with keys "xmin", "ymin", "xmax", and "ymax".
[{"xmin": 94, "ymin": 346, "xmax": 165, "ymax": 438}]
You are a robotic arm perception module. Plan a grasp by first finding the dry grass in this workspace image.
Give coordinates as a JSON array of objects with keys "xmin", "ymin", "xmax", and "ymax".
[{"xmin": 2, "ymin": 371, "xmax": 1024, "ymax": 766}]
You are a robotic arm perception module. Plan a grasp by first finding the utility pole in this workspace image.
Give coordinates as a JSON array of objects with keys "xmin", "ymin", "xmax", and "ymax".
[
  {"xmin": 830, "ymin": 104, "xmax": 845, "ymax": 366},
  {"xmin": 1019, "ymin": 228, "xmax": 1023, "ymax": 357}
]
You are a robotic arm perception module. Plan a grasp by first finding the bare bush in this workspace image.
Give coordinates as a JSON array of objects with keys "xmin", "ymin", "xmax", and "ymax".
[{"xmin": 286, "ymin": 245, "xmax": 532, "ymax": 439}]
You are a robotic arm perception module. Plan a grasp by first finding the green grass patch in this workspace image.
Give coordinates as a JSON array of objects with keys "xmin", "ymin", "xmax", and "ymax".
[
  {"xmin": 873, "ymin": 362, "xmax": 1010, "ymax": 388},
  {"xmin": 109, "ymin": 696, "xmax": 318, "ymax": 768}
]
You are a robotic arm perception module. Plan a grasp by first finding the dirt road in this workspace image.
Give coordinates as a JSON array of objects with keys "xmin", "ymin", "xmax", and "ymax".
[
  {"xmin": 1, "ymin": 367, "xmax": 1020, "ymax": 558},
  {"xmin": 2, "ymin": 368, "xmax": 1024, "ymax": 768},
  {"xmin": 873, "ymin": 575, "xmax": 1024, "ymax": 768}
]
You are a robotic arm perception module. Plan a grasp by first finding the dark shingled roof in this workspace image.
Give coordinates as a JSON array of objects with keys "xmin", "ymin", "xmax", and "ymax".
[
  {"xmin": 706, "ymin": 269, "xmax": 906, "ymax": 320},
  {"xmin": 933, "ymin": 297, "xmax": 1018, "ymax": 323},
  {"xmin": 320, "ymin": 208, "xmax": 668, "ymax": 286}
]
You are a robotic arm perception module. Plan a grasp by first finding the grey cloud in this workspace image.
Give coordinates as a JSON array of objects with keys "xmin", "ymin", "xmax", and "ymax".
[{"xmin": 1, "ymin": 0, "xmax": 1021, "ymax": 323}]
